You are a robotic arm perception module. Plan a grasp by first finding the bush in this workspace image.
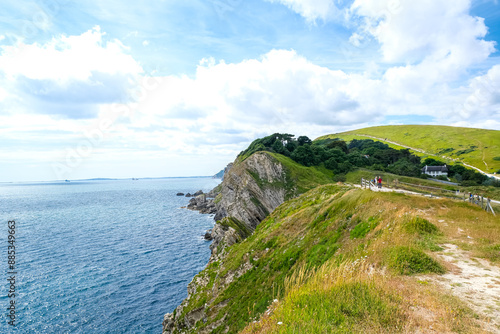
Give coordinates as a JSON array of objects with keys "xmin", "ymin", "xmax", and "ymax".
[
  {"xmin": 460, "ymin": 180, "xmax": 480, "ymax": 187},
  {"xmin": 404, "ymin": 217, "xmax": 439, "ymax": 235},
  {"xmin": 332, "ymin": 173, "xmax": 346, "ymax": 182},
  {"xmin": 387, "ymin": 246, "xmax": 445, "ymax": 275}
]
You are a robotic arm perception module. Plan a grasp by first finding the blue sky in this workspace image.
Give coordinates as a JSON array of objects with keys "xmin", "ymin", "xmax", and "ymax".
[{"xmin": 1, "ymin": 0, "xmax": 500, "ymax": 182}]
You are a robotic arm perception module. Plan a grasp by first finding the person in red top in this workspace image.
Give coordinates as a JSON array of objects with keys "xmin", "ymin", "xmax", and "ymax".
[{"xmin": 377, "ymin": 176, "xmax": 382, "ymax": 188}]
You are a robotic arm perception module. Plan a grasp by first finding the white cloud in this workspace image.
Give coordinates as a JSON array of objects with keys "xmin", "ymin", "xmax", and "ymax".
[
  {"xmin": 344, "ymin": 0, "xmax": 498, "ymax": 126},
  {"xmin": 348, "ymin": 33, "xmax": 363, "ymax": 47},
  {"xmin": 350, "ymin": 0, "xmax": 495, "ymax": 66},
  {"xmin": 456, "ymin": 65, "xmax": 500, "ymax": 121},
  {"xmin": 267, "ymin": 0, "xmax": 338, "ymax": 22},
  {"xmin": 0, "ymin": 26, "xmax": 144, "ymax": 118},
  {"xmin": 134, "ymin": 50, "xmax": 368, "ymax": 131},
  {"xmin": 0, "ymin": 26, "xmax": 143, "ymax": 83}
]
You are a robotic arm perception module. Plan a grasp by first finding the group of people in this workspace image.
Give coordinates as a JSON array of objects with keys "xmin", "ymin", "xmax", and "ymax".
[
  {"xmin": 469, "ymin": 192, "xmax": 482, "ymax": 204},
  {"xmin": 372, "ymin": 176, "xmax": 383, "ymax": 188}
]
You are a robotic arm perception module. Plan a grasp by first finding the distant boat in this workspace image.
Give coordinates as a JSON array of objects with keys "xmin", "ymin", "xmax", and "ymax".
[
  {"xmin": 132, "ymin": 178, "xmax": 139, "ymax": 181},
  {"xmin": 65, "ymin": 180, "xmax": 70, "ymax": 182}
]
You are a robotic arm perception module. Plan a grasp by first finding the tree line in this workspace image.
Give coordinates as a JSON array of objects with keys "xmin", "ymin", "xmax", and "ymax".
[{"xmin": 238, "ymin": 133, "xmax": 494, "ymax": 186}]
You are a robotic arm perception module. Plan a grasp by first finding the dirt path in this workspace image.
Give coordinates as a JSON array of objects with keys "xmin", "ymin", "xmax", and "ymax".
[
  {"xmin": 421, "ymin": 244, "xmax": 500, "ymax": 333},
  {"xmin": 355, "ymin": 134, "xmax": 500, "ymax": 181}
]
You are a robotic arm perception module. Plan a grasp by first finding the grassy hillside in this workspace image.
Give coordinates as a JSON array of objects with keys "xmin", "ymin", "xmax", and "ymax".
[
  {"xmin": 266, "ymin": 152, "xmax": 333, "ymax": 196},
  {"xmin": 173, "ymin": 184, "xmax": 499, "ymax": 333},
  {"xmin": 317, "ymin": 125, "xmax": 500, "ymax": 174}
]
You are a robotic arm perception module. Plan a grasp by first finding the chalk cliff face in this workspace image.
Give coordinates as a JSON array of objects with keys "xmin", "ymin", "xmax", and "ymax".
[{"xmin": 163, "ymin": 152, "xmax": 291, "ymax": 334}]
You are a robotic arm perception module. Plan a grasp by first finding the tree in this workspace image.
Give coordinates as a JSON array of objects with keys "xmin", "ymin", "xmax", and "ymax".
[
  {"xmin": 326, "ymin": 140, "xmax": 348, "ymax": 153},
  {"xmin": 325, "ymin": 158, "xmax": 339, "ymax": 172},
  {"xmin": 297, "ymin": 136, "xmax": 312, "ymax": 146},
  {"xmin": 291, "ymin": 144, "xmax": 315, "ymax": 166},
  {"xmin": 271, "ymin": 140, "xmax": 287, "ymax": 155},
  {"xmin": 421, "ymin": 158, "xmax": 444, "ymax": 167}
]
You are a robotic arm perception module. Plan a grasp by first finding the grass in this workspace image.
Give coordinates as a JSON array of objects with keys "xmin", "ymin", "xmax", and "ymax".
[
  {"xmin": 171, "ymin": 183, "xmax": 499, "ymax": 333},
  {"xmin": 404, "ymin": 216, "xmax": 439, "ymax": 235},
  {"xmin": 350, "ymin": 216, "xmax": 379, "ymax": 239},
  {"xmin": 317, "ymin": 125, "xmax": 500, "ymax": 174},
  {"xmin": 243, "ymin": 262, "xmax": 404, "ymax": 334},
  {"xmin": 265, "ymin": 152, "xmax": 334, "ymax": 197},
  {"xmin": 386, "ymin": 246, "xmax": 446, "ymax": 275},
  {"xmin": 219, "ymin": 217, "xmax": 254, "ymax": 239}
]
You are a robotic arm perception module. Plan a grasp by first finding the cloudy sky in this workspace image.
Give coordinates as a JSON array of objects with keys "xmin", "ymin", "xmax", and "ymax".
[{"xmin": 1, "ymin": 0, "xmax": 499, "ymax": 182}]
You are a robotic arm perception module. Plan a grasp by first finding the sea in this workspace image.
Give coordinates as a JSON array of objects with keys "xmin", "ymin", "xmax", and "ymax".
[{"xmin": 0, "ymin": 177, "xmax": 220, "ymax": 333}]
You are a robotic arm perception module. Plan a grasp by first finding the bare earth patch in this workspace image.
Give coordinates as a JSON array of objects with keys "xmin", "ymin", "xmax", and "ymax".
[{"xmin": 422, "ymin": 244, "xmax": 500, "ymax": 333}]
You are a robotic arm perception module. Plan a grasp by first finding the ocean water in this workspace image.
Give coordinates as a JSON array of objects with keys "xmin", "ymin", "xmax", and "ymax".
[{"xmin": 0, "ymin": 178, "xmax": 219, "ymax": 333}]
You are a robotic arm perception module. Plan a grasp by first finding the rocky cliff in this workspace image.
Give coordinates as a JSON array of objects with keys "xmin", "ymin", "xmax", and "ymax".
[
  {"xmin": 163, "ymin": 152, "xmax": 297, "ymax": 333},
  {"xmin": 213, "ymin": 152, "xmax": 290, "ymax": 228}
]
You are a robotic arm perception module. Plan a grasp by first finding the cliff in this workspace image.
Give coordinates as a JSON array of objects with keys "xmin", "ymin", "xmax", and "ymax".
[
  {"xmin": 213, "ymin": 152, "xmax": 288, "ymax": 228},
  {"xmin": 163, "ymin": 151, "xmax": 332, "ymax": 333}
]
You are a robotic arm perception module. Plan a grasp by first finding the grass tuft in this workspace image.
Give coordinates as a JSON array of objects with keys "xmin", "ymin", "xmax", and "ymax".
[
  {"xmin": 404, "ymin": 216, "xmax": 439, "ymax": 235},
  {"xmin": 350, "ymin": 216, "xmax": 379, "ymax": 239},
  {"xmin": 387, "ymin": 246, "xmax": 445, "ymax": 275}
]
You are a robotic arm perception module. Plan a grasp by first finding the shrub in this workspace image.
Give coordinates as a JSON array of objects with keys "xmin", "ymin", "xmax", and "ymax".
[
  {"xmin": 404, "ymin": 217, "xmax": 439, "ymax": 235},
  {"xmin": 387, "ymin": 246, "xmax": 445, "ymax": 275},
  {"xmin": 332, "ymin": 173, "xmax": 346, "ymax": 182}
]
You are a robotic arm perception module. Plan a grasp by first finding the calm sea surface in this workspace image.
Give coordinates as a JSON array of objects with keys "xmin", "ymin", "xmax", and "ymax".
[{"xmin": 0, "ymin": 178, "xmax": 219, "ymax": 333}]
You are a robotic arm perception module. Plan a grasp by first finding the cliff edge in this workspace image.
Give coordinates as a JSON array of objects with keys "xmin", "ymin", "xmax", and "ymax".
[{"xmin": 163, "ymin": 151, "xmax": 332, "ymax": 333}]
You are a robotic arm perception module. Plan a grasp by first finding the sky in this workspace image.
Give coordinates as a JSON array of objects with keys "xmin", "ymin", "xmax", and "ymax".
[{"xmin": 1, "ymin": 0, "xmax": 500, "ymax": 182}]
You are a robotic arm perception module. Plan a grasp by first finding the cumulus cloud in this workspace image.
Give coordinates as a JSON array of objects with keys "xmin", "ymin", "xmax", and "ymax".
[
  {"xmin": 0, "ymin": 26, "xmax": 143, "ymax": 118},
  {"xmin": 343, "ymin": 0, "xmax": 498, "ymax": 127},
  {"xmin": 266, "ymin": 0, "xmax": 338, "ymax": 22},
  {"xmin": 0, "ymin": 26, "xmax": 142, "ymax": 82},
  {"xmin": 134, "ymin": 50, "xmax": 370, "ymax": 132},
  {"xmin": 350, "ymin": 0, "xmax": 495, "ymax": 66},
  {"xmin": 456, "ymin": 65, "xmax": 500, "ymax": 122}
]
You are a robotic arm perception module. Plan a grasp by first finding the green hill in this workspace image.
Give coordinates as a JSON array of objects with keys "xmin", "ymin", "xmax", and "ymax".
[
  {"xmin": 167, "ymin": 183, "xmax": 499, "ymax": 333},
  {"xmin": 317, "ymin": 125, "xmax": 500, "ymax": 174}
]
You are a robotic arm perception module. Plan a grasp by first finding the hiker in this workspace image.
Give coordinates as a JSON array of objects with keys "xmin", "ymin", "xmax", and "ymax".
[{"xmin": 377, "ymin": 176, "xmax": 382, "ymax": 188}]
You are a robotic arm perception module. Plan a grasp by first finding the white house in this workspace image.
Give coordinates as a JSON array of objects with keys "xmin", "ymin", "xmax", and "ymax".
[{"xmin": 421, "ymin": 165, "xmax": 448, "ymax": 177}]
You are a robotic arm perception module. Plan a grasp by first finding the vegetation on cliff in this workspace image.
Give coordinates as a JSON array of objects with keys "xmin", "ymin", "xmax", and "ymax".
[{"xmin": 167, "ymin": 183, "xmax": 499, "ymax": 333}]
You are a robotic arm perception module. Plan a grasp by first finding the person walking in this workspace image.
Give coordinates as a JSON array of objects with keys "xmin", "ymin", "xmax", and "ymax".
[{"xmin": 378, "ymin": 176, "xmax": 382, "ymax": 189}]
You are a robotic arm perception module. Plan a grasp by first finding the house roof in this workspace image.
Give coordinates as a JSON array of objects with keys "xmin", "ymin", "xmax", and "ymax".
[{"xmin": 422, "ymin": 165, "xmax": 448, "ymax": 172}]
